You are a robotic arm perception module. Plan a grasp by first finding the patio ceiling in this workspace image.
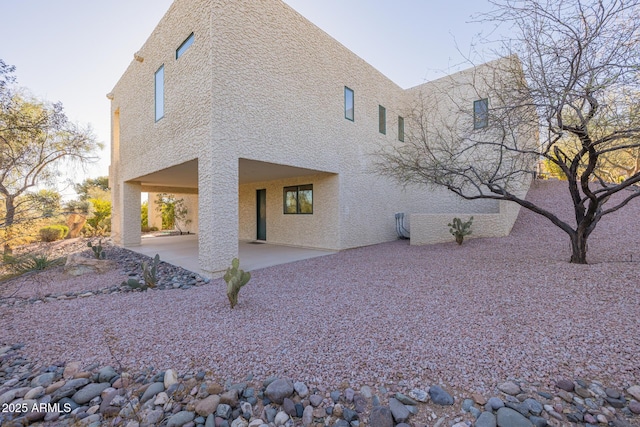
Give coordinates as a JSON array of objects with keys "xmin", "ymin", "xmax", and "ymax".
[{"xmin": 131, "ymin": 158, "xmax": 331, "ymax": 189}]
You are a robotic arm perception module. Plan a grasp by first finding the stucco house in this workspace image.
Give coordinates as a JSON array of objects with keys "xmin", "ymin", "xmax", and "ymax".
[{"xmin": 109, "ymin": 0, "xmax": 531, "ymax": 276}]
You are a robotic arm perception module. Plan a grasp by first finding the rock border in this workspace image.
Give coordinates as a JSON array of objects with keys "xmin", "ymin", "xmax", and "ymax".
[{"xmin": 1, "ymin": 345, "xmax": 638, "ymax": 427}]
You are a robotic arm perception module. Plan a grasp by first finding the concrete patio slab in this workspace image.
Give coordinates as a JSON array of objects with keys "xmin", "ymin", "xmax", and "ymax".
[{"xmin": 128, "ymin": 234, "xmax": 336, "ymax": 276}]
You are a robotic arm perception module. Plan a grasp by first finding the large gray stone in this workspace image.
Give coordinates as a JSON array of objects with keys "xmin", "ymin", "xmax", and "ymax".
[
  {"xmin": 475, "ymin": 411, "xmax": 497, "ymax": 427},
  {"xmin": 496, "ymin": 407, "xmax": 533, "ymax": 427},
  {"xmin": 429, "ymin": 385, "xmax": 454, "ymax": 405},
  {"xmin": 265, "ymin": 379, "xmax": 294, "ymax": 404},
  {"xmin": 523, "ymin": 398, "xmax": 543, "ymax": 416},
  {"xmin": 98, "ymin": 366, "xmax": 118, "ymax": 383},
  {"xmin": 388, "ymin": 398, "xmax": 410, "ymax": 423},
  {"xmin": 167, "ymin": 410, "xmax": 195, "ymax": 427},
  {"xmin": 31, "ymin": 372, "xmax": 57, "ymax": 388},
  {"xmin": 369, "ymin": 406, "xmax": 394, "ymax": 427},
  {"xmin": 72, "ymin": 382, "xmax": 111, "ymax": 404},
  {"xmin": 140, "ymin": 382, "xmax": 165, "ymax": 404}
]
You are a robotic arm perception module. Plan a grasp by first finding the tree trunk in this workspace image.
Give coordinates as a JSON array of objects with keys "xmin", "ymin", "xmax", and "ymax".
[
  {"xmin": 3, "ymin": 196, "xmax": 15, "ymax": 255},
  {"xmin": 569, "ymin": 232, "xmax": 588, "ymax": 264}
]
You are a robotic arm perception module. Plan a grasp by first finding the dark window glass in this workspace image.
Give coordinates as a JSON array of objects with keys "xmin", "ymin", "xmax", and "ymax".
[
  {"xmin": 398, "ymin": 116, "xmax": 404, "ymax": 141},
  {"xmin": 283, "ymin": 185, "xmax": 313, "ymax": 214},
  {"xmin": 474, "ymin": 98, "xmax": 489, "ymax": 129},
  {"xmin": 379, "ymin": 105, "xmax": 386, "ymax": 134}
]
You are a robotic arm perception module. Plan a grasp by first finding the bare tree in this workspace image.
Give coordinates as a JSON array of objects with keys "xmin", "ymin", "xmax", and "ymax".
[
  {"xmin": 377, "ymin": 0, "xmax": 640, "ymax": 264},
  {"xmin": 0, "ymin": 61, "xmax": 102, "ymax": 253}
]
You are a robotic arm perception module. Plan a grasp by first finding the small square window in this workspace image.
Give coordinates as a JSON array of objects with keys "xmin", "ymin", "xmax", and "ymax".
[
  {"xmin": 398, "ymin": 116, "xmax": 404, "ymax": 142},
  {"xmin": 155, "ymin": 65, "xmax": 164, "ymax": 122},
  {"xmin": 379, "ymin": 105, "xmax": 386, "ymax": 134},
  {"xmin": 474, "ymin": 98, "xmax": 489, "ymax": 129},
  {"xmin": 176, "ymin": 33, "xmax": 194, "ymax": 59},
  {"xmin": 283, "ymin": 185, "xmax": 313, "ymax": 214},
  {"xmin": 345, "ymin": 87, "xmax": 354, "ymax": 121}
]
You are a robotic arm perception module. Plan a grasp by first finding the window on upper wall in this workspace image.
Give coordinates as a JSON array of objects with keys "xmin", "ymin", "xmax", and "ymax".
[
  {"xmin": 344, "ymin": 87, "xmax": 354, "ymax": 121},
  {"xmin": 379, "ymin": 105, "xmax": 386, "ymax": 134},
  {"xmin": 398, "ymin": 116, "xmax": 405, "ymax": 142},
  {"xmin": 284, "ymin": 184, "xmax": 313, "ymax": 214},
  {"xmin": 176, "ymin": 33, "xmax": 194, "ymax": 59},
  {"xmin": 474, "ymin": 98, "xmax": 489, "ymax": 129},
  {"xmin": 155, "ymin": 65, "xmax": 164, "ymax": 122}
]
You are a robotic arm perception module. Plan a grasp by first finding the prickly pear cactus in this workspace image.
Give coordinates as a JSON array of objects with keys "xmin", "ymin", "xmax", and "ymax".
[
  {"xmin": 143, "ymin": 254, "xmax": 160, "ymax": 288},
  {"xmin": 448, "ymin": 216, "xmax": 473, "ymax": 245},
  {"xmin": 224, "ymin": 258, "xmax": 251, "ymax": 308},
  {"xmin": 87, "ymin": 239, "xmax": 106, "ymax": 259}
]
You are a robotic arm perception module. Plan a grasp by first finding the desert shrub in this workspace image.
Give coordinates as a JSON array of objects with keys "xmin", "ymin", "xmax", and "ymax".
[
  {"xmin": 39, "ymin": 225, "xmax": 69, "ymax": 242},
  {"xmin": 83, "ymin": 198, "xmax": 111, "ymax": 237},
  {"xmin": 3, "ymin": 252, "xmax": 63, "ymax": 274},
  {"xmin": 141, "ymin": 225, "xmax": 159, "ymax": 233}
]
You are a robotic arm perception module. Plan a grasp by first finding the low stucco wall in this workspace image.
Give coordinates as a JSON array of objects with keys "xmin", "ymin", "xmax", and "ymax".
[{"xmin": 409, "ymin": 199, "xmax": 523, "ymax": 245}]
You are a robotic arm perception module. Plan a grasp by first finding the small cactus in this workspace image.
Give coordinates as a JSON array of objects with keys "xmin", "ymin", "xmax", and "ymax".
[
  {"xmin": 448, "ymin": 216, "xmax": 473, "ymax": 245},
  {"xmin": 142, "ymin": 254, "xmax": 160, "ymax": 288},
  {"xmin": 87, "ymin": 239, "xmax": 106, "ymax": 259},
  {"xmin": 224, "ymin": 258, "xmax": 251, "ymax": 309}
]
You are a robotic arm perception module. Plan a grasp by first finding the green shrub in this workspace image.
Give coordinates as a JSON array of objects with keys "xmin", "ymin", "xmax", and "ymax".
[
  {"xmin": 39, "ymin": 225, "xmax": 69, "ymax": 242},
  {"xmin": 141, "ymin": 225, "xmax": 159, "ymax": 233}
]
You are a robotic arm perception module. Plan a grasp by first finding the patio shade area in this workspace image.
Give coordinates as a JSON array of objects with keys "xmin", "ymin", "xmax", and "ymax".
[{"xmin": 129, "ymin": 235, "xmax": 336, "ymax": 275}]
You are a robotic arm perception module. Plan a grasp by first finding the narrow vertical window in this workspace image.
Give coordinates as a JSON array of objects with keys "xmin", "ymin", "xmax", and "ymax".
[
  {"xmin": 176, "ymin": 33, "xmax": 194, "ymax": 59},
  {"xmin": 344, "ymin": 87, "xmax": 354, "ymax": 121},
  {"xmin": 398, "ymin": 116, "xmax": 404, "ymax": 142},
  {"xmin": 155, "ymin": 65, "xmax": 164, "ymax": 122},
  {"xmin": 474, "ymin": 98, "xmax": 488, "ymax": 129},
  {"xmin": 378, "ymin": 105, "xmax": 386, "ymax": 134}
]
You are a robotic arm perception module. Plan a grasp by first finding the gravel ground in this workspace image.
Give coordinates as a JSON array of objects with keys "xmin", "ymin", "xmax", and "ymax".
[{"xmin": 2, "ymin": 179, "xmax": 639, "ymax": 397}]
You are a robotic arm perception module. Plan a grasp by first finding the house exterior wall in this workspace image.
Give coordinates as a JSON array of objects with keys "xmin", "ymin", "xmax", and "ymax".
[
  {"xmin": 238, "ymin": 173, "xmax": 340, "ymax": 250},
  {"xmin": 109, "ymin": 0, "xmax": 532, "ymax": 275}
]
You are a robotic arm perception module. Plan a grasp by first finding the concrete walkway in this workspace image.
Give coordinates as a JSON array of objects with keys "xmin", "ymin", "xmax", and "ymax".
[{"xmin": 129, "ymin": 234, "xmax": 336, "ymax": 276}]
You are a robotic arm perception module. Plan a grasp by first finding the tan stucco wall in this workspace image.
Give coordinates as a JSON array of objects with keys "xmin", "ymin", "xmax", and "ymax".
[
  {"xmin": 109, "ymin": 0, "xmax": 533, "ymax": 275},
  {"xmin": 238, "ymin": 173, "xmax": 340, "ymax": 250},
  {"xmin": 409, "ymin": 194, "xmax": 527, "ymax": 245}
]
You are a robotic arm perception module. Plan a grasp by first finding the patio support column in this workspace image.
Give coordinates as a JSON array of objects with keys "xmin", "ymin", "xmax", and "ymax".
[
  {"xmin": 198, "ymin": 157, "xmax": 238, "ymax": 276},
  {"xmin": 120, "ymin": 181, "xmax": 142, "ymax": 247}
]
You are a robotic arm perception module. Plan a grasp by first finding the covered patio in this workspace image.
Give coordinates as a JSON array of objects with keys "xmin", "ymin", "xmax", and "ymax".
[{"xmin": 128, "ymin": 234, "xmax": 336, "ymax": 276}]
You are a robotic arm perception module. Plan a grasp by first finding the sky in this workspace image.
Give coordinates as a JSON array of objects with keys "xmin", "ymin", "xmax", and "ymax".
[{"xmin": 0, "ymin": 0, "xmax": 500, "ymax": 197}]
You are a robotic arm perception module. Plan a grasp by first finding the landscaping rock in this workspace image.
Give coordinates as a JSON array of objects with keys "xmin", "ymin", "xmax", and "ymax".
[
  {"xmin": 476, "ymin": 411, "xmax": 497, "ymax": 427},
  {"xmin": 429, "ymin": 385, "xmax": 454, "ymax": 405},
  {"xmin": 196, "ymin": 395, "xmax": 221, "ymax": 417},
  {"xmin": 369, "ymin": 406, "xmax": 394, "ymax": 427},
  {"xmin": 388, "ymin": 398, "xmax": 410, "ymax": 423},
  {"xmin": 265, "ymin": 379, "xmax": 293, "ymax": 404},
  {"xmin": 496, "ymin": 407, "xmax": 533, "ymax": 427},
  {"xmin": 167, "ymin": 410, "xmax": 195, "ymax": 427},
  {"xmin": 498, "ymin": 381, "xmax": 521, "ymax": 396},
  {"xmin": 72, "ymin": 382, "xmax": 110, "ymax": 404}
]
